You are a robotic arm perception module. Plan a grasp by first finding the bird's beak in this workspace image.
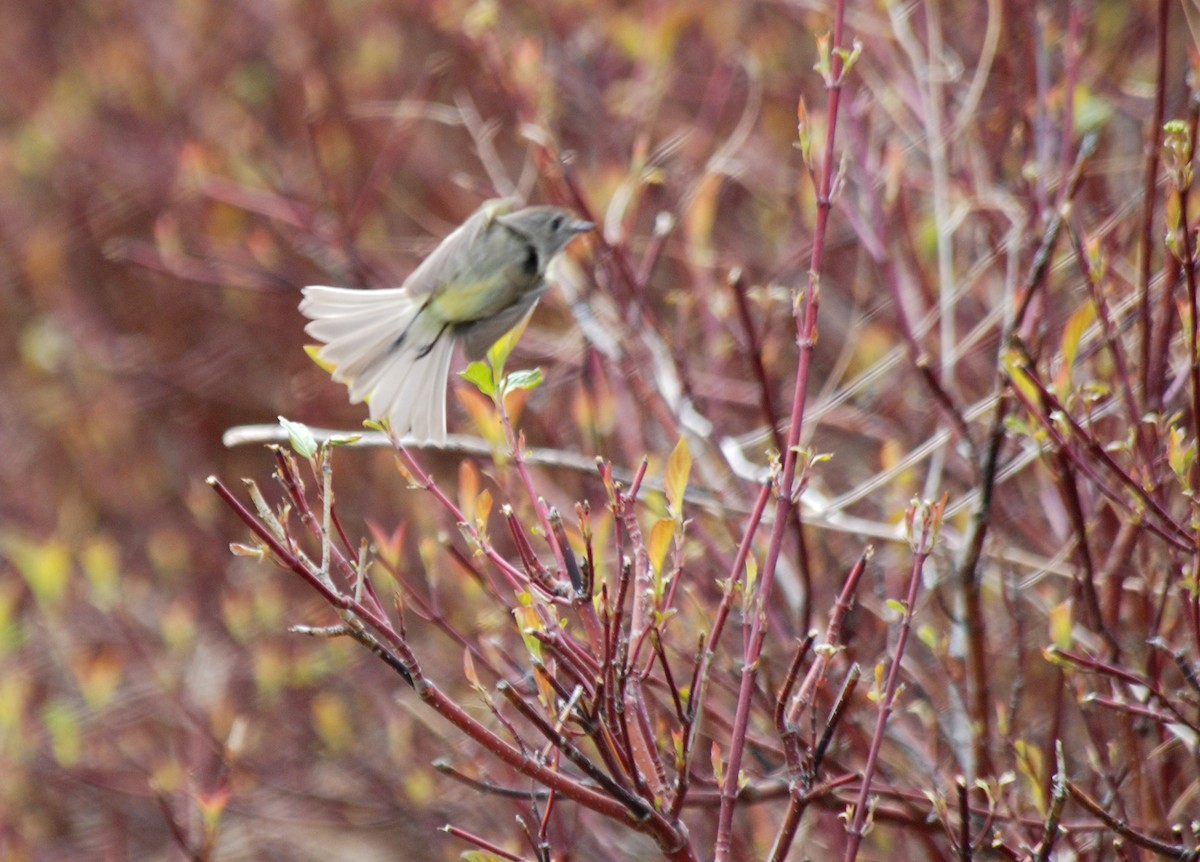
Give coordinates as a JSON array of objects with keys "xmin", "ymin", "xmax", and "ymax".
[{"xmin": 569, "ymin": 218, "xmax": 595, "ymax": 234}]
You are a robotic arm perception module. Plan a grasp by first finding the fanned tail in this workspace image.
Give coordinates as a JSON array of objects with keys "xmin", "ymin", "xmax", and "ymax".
[{"xmin": 300, "ymin": 285, "xmax": 455, "ymax": 444}]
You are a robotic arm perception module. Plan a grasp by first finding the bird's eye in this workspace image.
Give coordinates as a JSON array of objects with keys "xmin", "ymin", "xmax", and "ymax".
[{"xmin": 550, "ymin": 214, "xmax": 564, "ymax": 231}]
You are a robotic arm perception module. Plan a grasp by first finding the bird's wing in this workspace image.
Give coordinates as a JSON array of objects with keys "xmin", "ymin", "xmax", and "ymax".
[
  {"xmin": 456, "ymin": 288, "xmax": 547, "ymax": 361},
  {"xmin": 400, "ymin": 198, "xmax": 520, "ymax": 300}
]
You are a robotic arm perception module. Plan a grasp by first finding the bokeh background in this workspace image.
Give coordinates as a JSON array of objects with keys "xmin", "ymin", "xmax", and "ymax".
[{"xmin": 2, "ymin": 1, "xmax": 1196, "ymax": 860}]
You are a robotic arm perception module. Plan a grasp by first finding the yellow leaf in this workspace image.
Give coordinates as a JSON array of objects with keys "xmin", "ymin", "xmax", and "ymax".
[
  {"xmin": 1048, "ymin": 600, "xmax": 1073, "ymax": 650},
  {"xmin": 513, "ymin": 605, "xmax": 543, "ymax": 661},
  {"xmin": 150, "ymin": 759, "xmax": 186, "ymax": 794},
  {"xmin": 146, "ymin": 528, "xmax": 190, "ymax": 577},
  {"xmin": 1003, "ymin": 349, "xmax": 1040, "ymax": 405},
  {"xmin": 2, "ymin": 534, "xmax": 71, "ymax": 607},
  {"xmin": 160, "ymin": 601, "xmax": 197, "ymax": 651},
  {"xmin": 253, "ymin": 646, "xmax": 289, "ymax": 700},
  {"xmin": 366, "ymin": 520, "xmax": 406, "ymax": 571},
  {"xmin": 312, "ymin": 691, "xmax": 352, "ymax": 752},
  {"xmin": 664, "ymin": 437, "xmax": 692, "ymax": 517},
  {"xmin": 587, "ymin": 510, "xmax": 614, "ymax": 591},
  {"xmin": 1057, "ymin": 302, "xmax": 1096, "ymax": 391},
  {"xmin": 42, "ymin": 699, "xmax": 81, "ymax": 766},
  {"xmin": 0, "ymin": 582, "xmax": 18, "ymax": 653},
  {"xmin": 648, "ymin": 517, "xmax": 676, "ymax": 577},
  {"xmin": 463, "ymin": 649, "xmax": 480, "ymax": 689},
  {"xmin": 80, "ymin": 535, "xmax": 121, "ymax": 609},
  {"xmin": 455, "ymin": 386, "xmax": 507, "ymax": 453},
  {"xmin": 744, "ymin": 554, "xmax": 758, "ymax": 593},
  {"xmin": 75, "ymin": 649, "xmax": 123, "ymax": 709},
  {"xmin": 0, "ymin": 673, "xmax": 31, "ymax": 737},
  {"xmin": 1168, "ymin": 425, "xmax": 1196, "ymax": 483},
  {"xmin": 684, "ymin": 173, "xmax": 722, "ymax": 266},
  {"xmin": 475, "ymin": 488, "xmax": 493, "ymax": 533},
  {"xmin": 534, "ymin": 666, "xmax": 556, "ymax": 709},
  {"xmin": 1013, "ymin": 739, "xmax": 1047, "ymax": 813}
]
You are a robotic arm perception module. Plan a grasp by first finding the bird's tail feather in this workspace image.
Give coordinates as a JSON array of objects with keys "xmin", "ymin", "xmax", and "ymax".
[{"xmin": 300, "ymin": 285, "xmax": 455, "ymax": 444}]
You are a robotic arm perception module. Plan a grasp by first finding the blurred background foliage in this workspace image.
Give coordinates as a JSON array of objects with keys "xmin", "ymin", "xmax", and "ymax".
[{"xmin": 0, "ymin": 0, "xmax": 1194, "ymax": 860}]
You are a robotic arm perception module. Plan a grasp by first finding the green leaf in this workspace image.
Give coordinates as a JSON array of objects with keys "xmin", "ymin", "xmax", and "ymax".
[
  {"xmin": 459, "ymin": 361, "xmax": 495, "ymax": 397},
  {"xmin": 486, "ymin": 314, "xmax": 531, "ymax": 380},
  {"xmin": 1168, "ymin": 425, "xmax": 1195, "ymax": 484},
  {"xmin": 278, "ymin": 416, "xmax": 317, "ymax": 459},
  {"xmin": 505, "ymin": 367, "xmax": 544, "ymax": 392},
  {"xmin": 460, "ymin": 851, "xmax": 509, "ymax": 862}
]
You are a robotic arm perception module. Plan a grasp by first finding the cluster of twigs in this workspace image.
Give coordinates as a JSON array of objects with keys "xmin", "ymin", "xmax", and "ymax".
[
  {"xmin": 206, "ymin": 1, "xmax": 1200, "ymax": 860},
  {"xmin": 208, "ymin": 423, "xmax": 943, "ymax": 862}
]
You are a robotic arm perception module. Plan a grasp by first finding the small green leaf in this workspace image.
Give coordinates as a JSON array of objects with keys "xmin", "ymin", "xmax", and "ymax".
[
  {"xmin": 460, "ymin": 851, "xmax": 509, "ymax": 862},
  {"xmin": 744, "ymin": 554, "xmax": 758, "ymax": 592},
  {"xmin": 278, "ymin": 416, "xmax": 317, "ymax": 459},
  {"xmin": 741, "ymin": 554, "xmax": 758, "ymax": 617},
  {"xmin": 486, "ymin": 314, "xmax": 531, "ymax": 380},
  {"xmin": 459, "ymin": 361, "xmax": 495, "ymax": 397},
  {"xmin": 796, "ymin": 97, "xmax": 812, "ymax": 166},
  {"xmin": 1168, "ymin": 425, "xmax": 1195, "ymax": 484},
  {"xmin": 505, "ymin": 367, "xmax": 544, "ymax": 392},
  {"xmin": 814, "ymin": 31, "xmax": 832, "ymax": 81}
]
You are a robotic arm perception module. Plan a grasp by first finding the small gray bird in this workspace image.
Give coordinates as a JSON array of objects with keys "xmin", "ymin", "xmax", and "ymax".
[{"xmin": 300, "ymin": 200, "xmax": 593, "ymax": 444}]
